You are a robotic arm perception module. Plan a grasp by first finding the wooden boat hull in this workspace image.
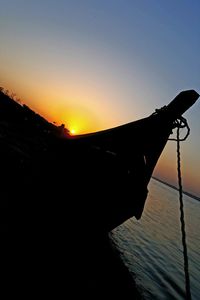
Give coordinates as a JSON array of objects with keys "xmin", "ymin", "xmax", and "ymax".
[{"xmin": 0, "ymin": 89, "xmax": 199, "ymax": 234}]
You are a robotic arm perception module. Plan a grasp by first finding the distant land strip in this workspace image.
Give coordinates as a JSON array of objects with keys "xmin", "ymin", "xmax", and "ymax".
[{"xmin": 152, "ymin": 176, "xmax": 200, "ymax": 202}]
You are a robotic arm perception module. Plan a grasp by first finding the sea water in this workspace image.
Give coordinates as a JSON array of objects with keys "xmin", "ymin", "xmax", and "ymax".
[{"xmin": 111, "ymin": 178, "xmax": 200, "ymax": 300}]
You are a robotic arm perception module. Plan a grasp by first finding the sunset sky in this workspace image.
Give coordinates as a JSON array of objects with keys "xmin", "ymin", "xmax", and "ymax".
[{"xmin": 0, "ymin": 0, "xmax": 200, "ymax": 196}]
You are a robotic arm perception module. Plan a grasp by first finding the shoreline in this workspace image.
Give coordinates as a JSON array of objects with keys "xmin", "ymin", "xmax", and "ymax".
[{"xmin": 152, "ymin": 177, "xmax": 200, "ymax": 201}]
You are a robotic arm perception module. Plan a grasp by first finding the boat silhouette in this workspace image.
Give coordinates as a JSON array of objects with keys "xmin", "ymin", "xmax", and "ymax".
[
  {"xmin": 66, "ymin": 89, "xmax": 199, "ymax": 232},
  {"xmin": 1, "ymin": 88, "xmax": 199, "ymax": 297},
  {"xmin": 0, "ymin": 89, "xmax": 199, "ymax": 233}
]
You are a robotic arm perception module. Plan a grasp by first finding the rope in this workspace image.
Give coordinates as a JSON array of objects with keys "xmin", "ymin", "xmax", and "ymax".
[
  {"xmin": 170, "ymin": 117, "xmax": 192, "ymax": 300},
  {"xmin": 169, "ymin": 116, "xmax": 190, "ymax": 141}
]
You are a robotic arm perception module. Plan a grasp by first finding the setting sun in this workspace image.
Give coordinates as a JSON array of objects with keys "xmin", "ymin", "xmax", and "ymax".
[{"xmin": 70, "ymin": 129, "xmax": 76, "ymax": 135}]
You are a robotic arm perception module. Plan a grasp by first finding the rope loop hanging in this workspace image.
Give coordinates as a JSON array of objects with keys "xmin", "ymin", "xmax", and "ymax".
[
  {"xmin": 169, "ymin": 116, "xmax": 190, "ymax": 141},
  {"xmin": 169, "ymin": 117, "xmax": 192, "ymax": 300}
]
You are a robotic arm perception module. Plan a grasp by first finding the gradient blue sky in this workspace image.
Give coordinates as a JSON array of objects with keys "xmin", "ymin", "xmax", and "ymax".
[{"xmin": 0, "ymin": 0, "xmax": 200, "ymax": 196}]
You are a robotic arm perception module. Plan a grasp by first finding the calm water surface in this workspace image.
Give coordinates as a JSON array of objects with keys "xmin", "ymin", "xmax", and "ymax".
[{"xmin": 111, "ymin": 179, "xmax": 200, "ymax": 300}]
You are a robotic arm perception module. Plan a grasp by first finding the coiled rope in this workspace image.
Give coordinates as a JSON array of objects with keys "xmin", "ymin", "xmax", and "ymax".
[{"xmin": 169, "ymin": 116, "xmax": 192, "ymax": 300}]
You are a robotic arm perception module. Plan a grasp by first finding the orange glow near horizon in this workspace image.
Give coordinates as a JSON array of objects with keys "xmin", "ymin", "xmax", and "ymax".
[
  {"xmin": 1, "ymin": 79, "xmax": 128, "ymax": 136},
  {"xmin": 1, "ymin": 76, "xmax": 200, "ymax": 196}
]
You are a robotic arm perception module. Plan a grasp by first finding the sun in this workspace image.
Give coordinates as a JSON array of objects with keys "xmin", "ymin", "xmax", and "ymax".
[{"xmin": 70, "ymin": 129, "xmax": 76, "ymax": 135}]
